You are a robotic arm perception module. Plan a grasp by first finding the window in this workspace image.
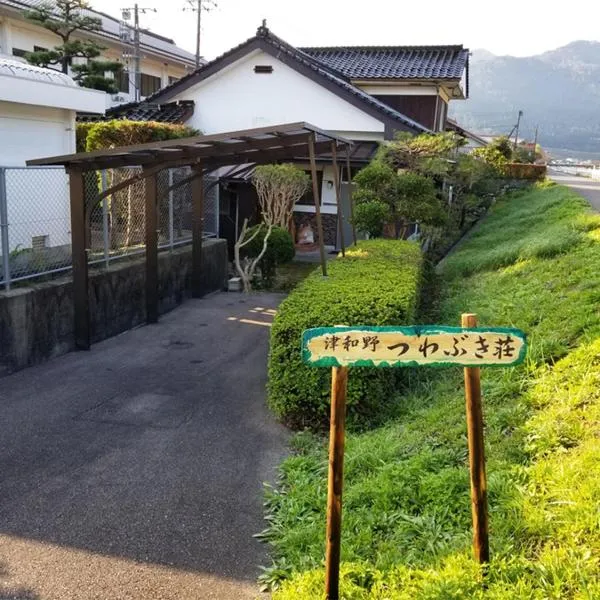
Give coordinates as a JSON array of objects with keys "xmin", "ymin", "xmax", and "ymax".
[
  {"xmin": 254, "ymin": 65, "xmax": 273, "ymax": 74},
  {"xmin": 296, "ymin": 171, "xmax": 322, "ymax": 205},
  {"xmin": 140, "ymin": 73, "xmax": 161, "ymax": 97},
  {"xmin": 12, "ymin": 48, "xmax": 27, "ymax": 57},
  {"xmin": 33, "ymin": 45, "xmax": 48, "ymax": 52}
]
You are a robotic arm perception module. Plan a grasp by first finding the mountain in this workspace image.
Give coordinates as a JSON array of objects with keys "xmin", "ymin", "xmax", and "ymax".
[{"xmin": 449, "ymin": 41, "xmax": 600, "ymax": 154}]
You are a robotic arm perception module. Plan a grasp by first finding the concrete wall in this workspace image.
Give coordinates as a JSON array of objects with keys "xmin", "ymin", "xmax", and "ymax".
[{"xmin": 0, "ymin": 239, "xmax": 227, "ymax": 376}]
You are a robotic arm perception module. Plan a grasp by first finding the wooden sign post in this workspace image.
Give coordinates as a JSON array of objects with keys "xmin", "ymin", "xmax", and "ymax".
[
  {"xmin": 302, "ymin": 319, "xmax": 526, "ymax": 599},
  {"xmin": 462, "ymin": 313, "xmax": 490, "ymax": 564},
  {"xmin": 325, "ymin": 365, "xmax": 348, "ymax": 600}
]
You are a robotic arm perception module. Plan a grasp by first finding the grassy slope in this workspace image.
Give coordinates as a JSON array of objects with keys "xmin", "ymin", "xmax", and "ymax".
[{"xmin": 263, "ymin": 183, "xmax": 600, "ymax": 599}]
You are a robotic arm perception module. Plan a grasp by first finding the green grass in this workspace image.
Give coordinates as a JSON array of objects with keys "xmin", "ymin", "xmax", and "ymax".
[{"xmin": 261, "ymin": 183, "xmax": 600, "ymax": 598}]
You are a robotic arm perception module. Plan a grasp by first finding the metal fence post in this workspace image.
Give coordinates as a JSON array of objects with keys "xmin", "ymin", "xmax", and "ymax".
[
  {"xmin": 0, "ymin": 168, "xmax": 11, "ymax": 291},
  {"xmin": 101, "ymin": 170, "xmax": 110, "ymax": 269},
  {"xmin": 168, "ymin": 168, "xmax": 174, "ymax": 250}
]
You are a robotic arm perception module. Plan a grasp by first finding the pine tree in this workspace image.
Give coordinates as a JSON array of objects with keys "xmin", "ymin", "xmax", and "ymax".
[{"xmin": 24, "ymin": 0, "xmax": 122, "ymax": 93}]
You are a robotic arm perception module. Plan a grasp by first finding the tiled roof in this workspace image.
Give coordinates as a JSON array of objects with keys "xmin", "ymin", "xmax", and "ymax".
[
  {"xmin": 147, "ymin": 26, "xmax": 429, "ymax": 134},
  {"xmin": 300, "ymin": 45, "xmax": 469, "ymax": 80},
  {"xmin": 78, "ymin": 100, "xmax": 194, "ymax": 123},
  {"xmin": 0, "ymin": 56, "xmax": 75, "ymax": 86}
]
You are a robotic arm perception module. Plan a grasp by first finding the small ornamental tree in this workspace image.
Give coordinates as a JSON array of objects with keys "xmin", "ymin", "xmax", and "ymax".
[
  {"xmin": 381, "ymin": 131, "xmax": 466, "ymax": 173},
  {"xmin": 251, "ymin": 164, "xmax": 310, "ymax": 228},
  {"xmin": 353, "ymin": 161, "xmax": 446, "ymax": 239},
  {"xmin": 24, "ymin": 0, "xmax": 122, "ymax": 93},
  {"xmin": 234, "ymin": 164, "xmax": 309, "ymax": 293}
]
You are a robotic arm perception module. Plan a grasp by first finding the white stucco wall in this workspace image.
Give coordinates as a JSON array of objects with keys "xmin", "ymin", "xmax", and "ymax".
[
  {"xmin": 170, "ymin": 49, "xmax": 386, "ymax": 137},
  {"xmin": 0, "ymin": 101, "xmax": 75, "ymax": 165},
  {"xmin": 0, "ymin": 101, "xmax": 72, "ymax": 250}
]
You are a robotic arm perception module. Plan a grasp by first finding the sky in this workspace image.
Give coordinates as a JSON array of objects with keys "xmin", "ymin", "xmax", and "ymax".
[{"xmin": 93, "ymin": 0, "xmax": 600, "ymax": 61}]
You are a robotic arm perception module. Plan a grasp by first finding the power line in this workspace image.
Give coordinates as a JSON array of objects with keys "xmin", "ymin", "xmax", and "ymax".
[{"xmin": 183, "ymin": 0, "xmax": 218, "ymax": 68}]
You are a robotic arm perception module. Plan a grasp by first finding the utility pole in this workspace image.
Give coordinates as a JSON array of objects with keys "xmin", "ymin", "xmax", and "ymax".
[
  {"xmin": 133, "ymin": 4, "xmax": 140, "ymax": 102},
  {"xmin": 513, "ymin": 110, "xmax": 523, "ymax": 153},
  {"xmin": 185, "ymin": 0, "xmax": 217, "ymax": 67},
  {"xmin": 121, "ymin": 4, "xmax": 157, "ymax": 102}
]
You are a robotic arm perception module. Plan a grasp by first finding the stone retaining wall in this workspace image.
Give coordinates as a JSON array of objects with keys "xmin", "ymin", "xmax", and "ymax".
[{"xmin": 0, "ymin": 239, "xmax": 227, "ymax": 377}]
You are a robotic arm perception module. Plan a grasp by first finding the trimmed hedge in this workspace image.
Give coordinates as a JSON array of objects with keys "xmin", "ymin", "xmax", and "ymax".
[
  {"xmin": 268, "ymin": 240, "xmax": 423, "ymax": 430},
  {"xmin": 76, "ymin": 120, "xmax": 197, "ymax": 152}
]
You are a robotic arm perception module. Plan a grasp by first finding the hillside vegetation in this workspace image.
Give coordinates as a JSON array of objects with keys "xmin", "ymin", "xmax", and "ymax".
[{"xmin": 262, "ymin": 183, "xmax": 600, "ymax": 598}]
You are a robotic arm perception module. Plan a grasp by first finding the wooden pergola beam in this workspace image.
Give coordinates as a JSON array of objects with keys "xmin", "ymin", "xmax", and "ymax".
[
  {"xmin": 31, "ymin": 124, "xmax": 353, "ymax": 353},
  {"xmin": 191, "ymin": 163, "xmax": 204, "ymax": 298},
  {"xmin": 346, "ymin": 149, "xmax": 357, "ymax": 246},
  {"xmin": 68, "ymin": 167, "xmax": 90, "ymax": 350},
  {"xmin": 331, "ymin": 141, "xmax": 345, "ymax": 257},
  {"xmin": 308, "ymin": 133, "xmax": 328, "ymax": 277}
]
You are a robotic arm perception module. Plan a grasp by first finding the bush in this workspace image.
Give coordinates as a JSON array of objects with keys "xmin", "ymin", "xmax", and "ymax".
[
  {"xmin": 267, "ymin": 240, "xmax": 423, "ymax": 429},
  {"xmin": 352, "ymin": 201, "xmax": 390, "ymax": 238},
  {"xmin": 76, "ymin": 119, "xmax": 197, "ymax": 152},
  {"xmin": 242, "ymin": 225, "xmax": 295, "ymax": 286}
]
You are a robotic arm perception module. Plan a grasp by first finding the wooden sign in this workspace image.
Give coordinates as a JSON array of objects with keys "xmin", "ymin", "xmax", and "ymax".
[
  {"xmin": 302, "ymin": 325, "xmax": 526, "ymax": 368},
  {"xmin": 301, "ymin": 316, "xmax": 527, "ymax": 600}
]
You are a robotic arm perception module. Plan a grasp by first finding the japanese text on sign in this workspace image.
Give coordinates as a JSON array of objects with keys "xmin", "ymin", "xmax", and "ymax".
[{"xmin": 302, "ymin": 326, "xmax": 527, "ymax": 368}]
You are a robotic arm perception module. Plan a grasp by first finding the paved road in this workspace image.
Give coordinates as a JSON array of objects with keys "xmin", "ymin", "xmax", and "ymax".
[
  {"xmin": 0, "ymin": 293, "xmax": 289, "ymax": 600},
  {"xmin": 549, "ymin": 168, "xmax": 600, "ymax": 211}
]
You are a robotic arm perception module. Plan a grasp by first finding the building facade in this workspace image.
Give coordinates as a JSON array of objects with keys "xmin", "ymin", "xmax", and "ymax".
[{"xmin": 0, "ymin": 0, "xmax": 197, "ymax": 108}]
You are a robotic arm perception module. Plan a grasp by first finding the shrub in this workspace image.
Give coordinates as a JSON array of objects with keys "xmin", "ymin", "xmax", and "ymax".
[
  {"xmin": 268, "ymin": 240, "xmax": 423, "ymax": 429},
  {"xmin": 76, "ymin": 119, "xmax": 197, "ymax": 152},
  {"xmin": 242, "ymin": 225, "xmax": 295, "ymax": 286},
  {"xmin": 352, "ymin": 201, "xmax": 390, "ymax": 238}
]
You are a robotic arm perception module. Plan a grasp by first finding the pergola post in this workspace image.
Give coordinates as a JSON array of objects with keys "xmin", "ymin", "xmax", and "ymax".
[
  {"xmin": 345, "ymin": 149, "xmax": 357, "ymax": 246},
  {"xmin": 144, "ymin": 168, "xmax": 159, "ymax": 324},
  {"xmin": 331, "ymin": 142, "xmax": 345, "ymax": 257},
  {"xmin": 68, "ymin": 167, "xmax": 90, "ymax": 350},
  {"xmin": 191, "ymin": 163, "xmax": 204, "ymax": 297},
  {"xmin": 308, "ymin": 133, "xmax": 328, "ymax": 277}
]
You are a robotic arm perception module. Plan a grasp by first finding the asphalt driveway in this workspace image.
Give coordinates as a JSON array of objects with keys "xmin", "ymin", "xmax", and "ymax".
[{"xmin": 0, "ymin": 293, "xmax": 289, "ymax": 600}]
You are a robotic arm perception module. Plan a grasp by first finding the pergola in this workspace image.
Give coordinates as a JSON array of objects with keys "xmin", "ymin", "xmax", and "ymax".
[{"xmin": 28, "ymin": 122, "xmax": 353, "ymax": 351}]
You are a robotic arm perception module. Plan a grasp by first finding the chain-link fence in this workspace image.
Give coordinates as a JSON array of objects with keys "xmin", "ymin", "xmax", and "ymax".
[{"xmin": 0, "ymin": 166, "xmax": 219, "ymax": 290}]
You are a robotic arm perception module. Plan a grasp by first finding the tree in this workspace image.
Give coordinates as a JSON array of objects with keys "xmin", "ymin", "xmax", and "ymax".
[
  {"xmin": 352, "ymin": 200, "xmax": 390, "ymax": 238},
  {"xmin": 250, "ymin": 164, "xmax": 310, "ymax": 229},
  {"xmin": 353, "ymin": 161, "xmax": 446, "ymax": 239},
  {"xmin": 24, "ymin": 0, "xmax": 122, "ymax": 93},
  {"xmin": 234, "ymin": 164, "xmax": 309, "ymax": 293},
  {"xmin": 381, "ymin": 131, "xmax": 467, "ymax": 173}
]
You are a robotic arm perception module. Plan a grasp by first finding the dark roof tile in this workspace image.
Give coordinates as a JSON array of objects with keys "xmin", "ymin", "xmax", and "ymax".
[
  {"xmin": 300, "ymin": 45, "xmax": 469, "ymax": 80},
  {"xmin": 78, "ymin": 100, "xmax": 195, "ymax": 124}
]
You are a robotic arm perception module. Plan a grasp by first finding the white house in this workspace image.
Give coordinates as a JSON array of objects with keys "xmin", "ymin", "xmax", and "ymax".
[
  {"xmin": 115, "ymin": 24, "xmax": 470, "ymax": 250},
  {"xmin": 0, "ymin": 0, "xmax": 197, "ymax": 108},
  {"xmin": 0, "ymin": 57, "xmax": 104, "ymax": 252}
]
